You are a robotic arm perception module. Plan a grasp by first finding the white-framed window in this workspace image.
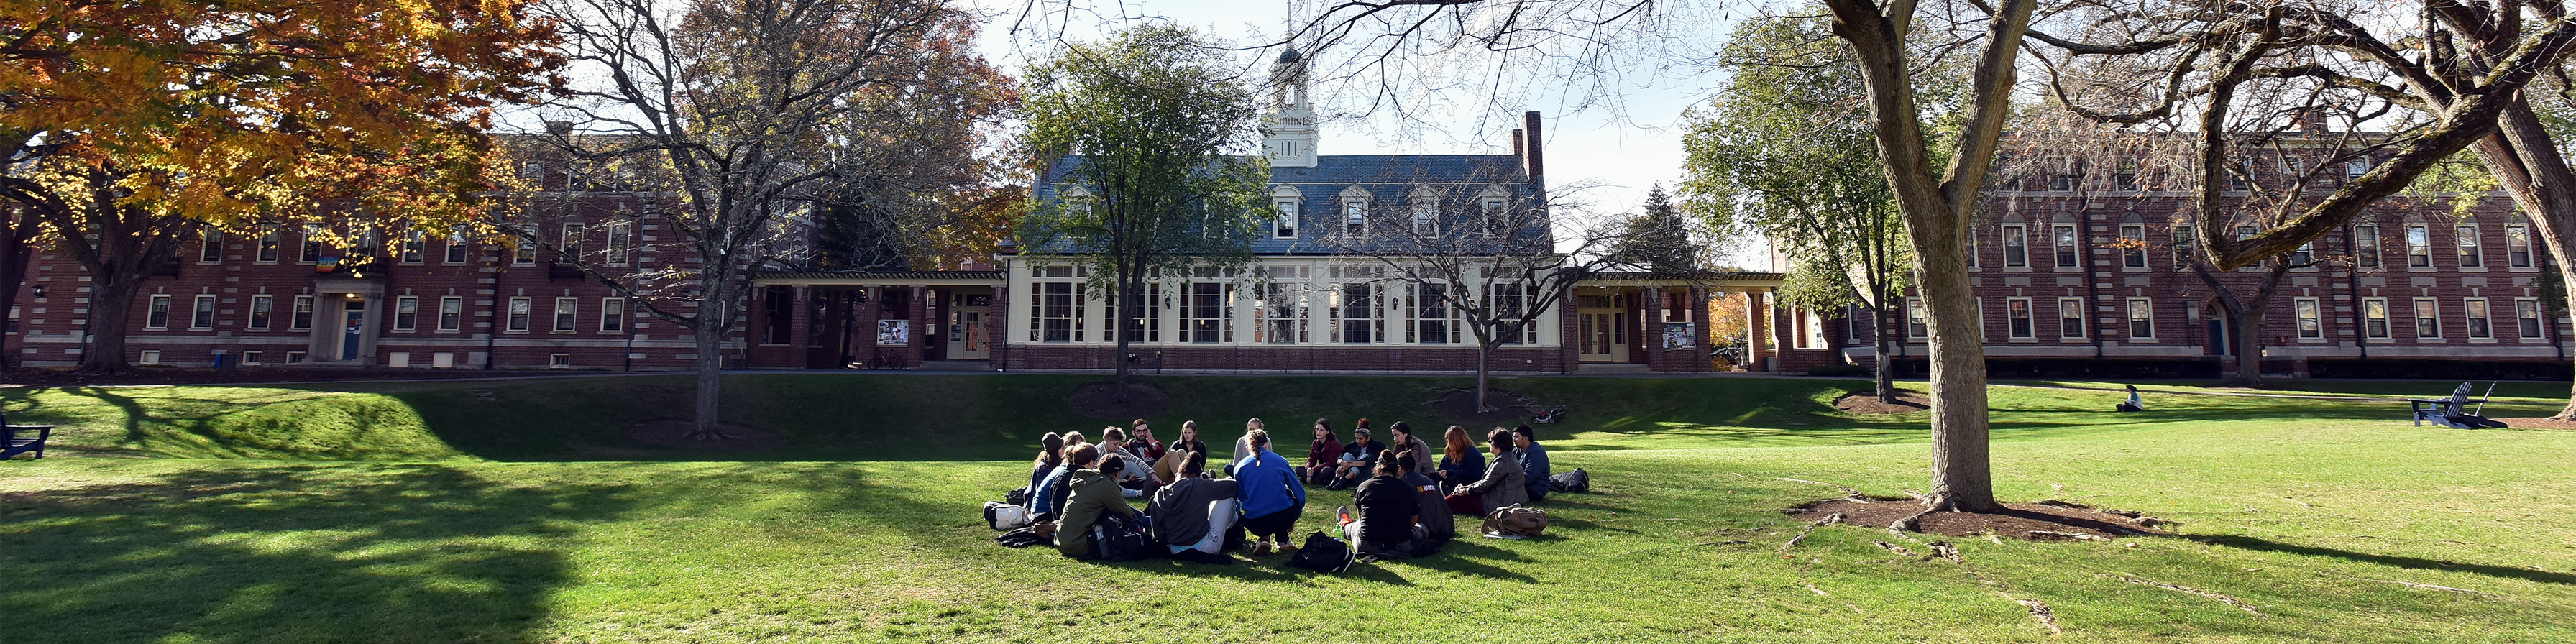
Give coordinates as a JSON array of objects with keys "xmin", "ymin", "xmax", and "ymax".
[
  {"xmin": 139, "ymin": 350, "xmax": 160, "ymax": 365},
  {"xmin": 248, "ymin": 295, "xmax": 273, "ymax": 331},
  {"xmin": 549, "ymin": 353, "xmax": 572, "ymax": 369},
  {"xmin": 393, "ymin": 296, "xmax": 418, "ymax": 331},
  {"xmin": 514, "ymin": 237, "xmax": 536, "ymax": 264},
  {"xmin": 2518, "ymin": 298, "xmax": 2546, "ymax": 339},
  {"xmin": 2001, "ymin": 224, "xmax": 2029, "ymax": 267},
  {"xmin": 2172, "ymin": 224, "xmax": 2196, "ymax": 264},
  {"xmin": 600, "ymin": 297, "xmax": 626, "ymax": 333},
  {"xmin": 145, "ymin": 294, "xmax": 171, "ymax": 330},
  {"xmin": 554, "ymin": 297, "xmax": 578, "ymax": 333},
  {"xmin": 2119, "ymin": 222, "xmax": 2146, "ymax": 268},
  {"xmin": 445, "ymin": 228, "xmax": 470, "ymax": 264},
  {"xmin": 1963, "ymin": 236, "xmax": 1979, "ymax": 269},
  {"xmin": 2405, "ymin": 223, "xmax": 2431, "ymax": 267},
  {"xmin": 1488, "ymin": 282, "xmax": 1538, "ymax": 344},
  {"xmin": 438, "ymin": 296, "xmax": 463, "ymax": 332},
  {"xmin": 1119, "ymin": 284, "xmax": 1161, "ymax": 343},
  {"xmin": 1906, "ymin": 297, "xmax": 1927, "ymax": 338},
  {"xmin": 2509, "ymin": 219, "xmax": 2534, "ymax": 268},
  {"xmin": 2353, "ymin": 224, "xmax": 2380, "ymax": 268},
  {"xmin": 1480, "ymin": 198, "xmax": 1507, "ymax": 236},
  {"xmin": 606, "ymin": 222, "xmax": 632, "ymax": 266},
  {"xmin": 2291, "ymin": 241, "xmax": 2314, "ymax": 267},
  {"xmin": 2057, "ymin": 297, "xmax": 2084, "ymax": 339},
  {"xmin": 2362, "ymin": 298, "xmax": 2391, "ymax": 339},
  {"xmin": 242, "ymin": 351, "xmax": 264, "ymax": 366},
  {"xmin": 256, "ymin": 226, "xmax": 280, "ymax": 263},
  {"xmin": 2414, "ymin": 298, "xmax": 2442, "ymax": 339},
  {"xmin": 1793, "ymin": 308, "xmax": 1826, "ymax": 349},
  {"xmin": 506, "ymin": 297, "xmax": 532, "ymax": 333},
  {"xmin": 2006, "ymin": 297, "xmax": 2034, "ymax": 339},
  {"xmin": 1030, "ymin": 280, "xmax": 1085, "ymax": 343},
  {"xmin": 2295, "ymin": 298, "xmax": 2322, "ymax": 339},
  {"xmin": 298, "ymin": 226, "xmax": 324, "ymax": 263},
  {"xmin": 2126, "ymin": 298, "xmax": 2155, "ymax": 339},
  {"xmin": 1411, "ymin": 201, "xmax": 1438, "ymax": 236},
  {"xmin": 2345, "ymin": 157, "xmax": 2371, "ymax": 180},
  {"xmin": 559, "ymin": 223, "xmax": 585, "ymax": 263},
  {"xmin": 1183, "ymin": 282, "xmax": 1232, "ymax": 343},
  {"xmin": 1335, "ymin": 282, "xmax": 1380, "ymax": 344},
  {"xmin": 2052, "ymin": 223, "xmax": 2078, "ymax": 268},
  {"xmin": 400, "ymin": 230, "xmax": 426, "ymax": 264},
  {"xmin": 1406, "ymin": 282, "xmax": 1457, "ymax": 344},
  {"xmin": 2457, "ymin": 223, "xmax": 2483, "ymax": 268},
  {"xmin": 199, "ymin": 230, "xmax": 224, "ymax": 263},
  {"xmin": 285, "ymin": 351, "xmax": 307, "ymax": 364},
  {"xmin": 2466, "ymin": 298, "xmax": 2493, "ymax": 339},
  {"xmin": 189, "ymin": 294, "xmax": 215, "ymax": 330},
  {"xmin": 1254, "ymin": 282, "xmax": 1306, "ymax": 344},
  {"xmin": 1344, "ymin": 201, "xmax": 1367, "ymax": 236},
  {"xmin": 290, "ymin": 295, "xmax": 315, "ymax": 331},
  {"xmin": 2048, "ymin": 172, "xmax": 2075, "ymax": 192},
  {"xmin": 1273, "ymin": 200, "xmax": 1299, "ymax": 239}
]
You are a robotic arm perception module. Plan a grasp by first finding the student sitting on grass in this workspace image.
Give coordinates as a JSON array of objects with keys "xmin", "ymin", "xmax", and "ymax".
[
  {"xmin": 1126, "ymin": 419, "xmax": 1165, "ymax": 463},
  {"xmin": 1232, "ymin": 428, "xmax": 1307, "ymax": 556},
  {"xmin": 1329, "ymin": 424, "xmax": 1383, "ymax": 490},
  {"xmin": 1434, "ymin": 425, "xmax": 1484, "ymax": 494},
  {"xmin": 1149, "ymin": 450, "xmax": 1239, "ymax": 564},
  {"xmin": 1055, "ymin": 451, "xmax": 1140, "ymax": 558},
  {"xmin": 1154, "ymin": 420, "xmax": 1207, "ymax": 484},
  {"xmin": 1387, "ymin": 422, "xmax": 1436, "ymax": 479},
  {"xmin": 1099, "ymin": 427, "xmax": 1160, "ymax": 497},
  {"xmin": 1300, "ymin": 419, "xmax": 1343, "ymax": 487},
  {"xmin": 1029, "ymin": 432, "xmax": 1065, "ymax": 494},
  {"xmin": 1398, "ymin": 448, "xmax": 1454, "ymax": 544},
  {"xmin": 1515, "ymin": 425, "xmax": 1551, "ymax": 504},
  {"xmin": 1030, "ymin": 440, "xmax": 1083, "ymax": 521},
  {"xmin": 1446, "ymin": 428, "xmax": 1526, "ymax": 517},
  {"xmin": 2117, "ymin": 385, "xmax": 2145, "ymax": 412},
  {"xmin": 1227, "ymin": 418, "xmax": 1265, "ymax": 476},
  {"xmin": 1339, "ymin": 451, "xmax": 1423, "ymax": 557}
]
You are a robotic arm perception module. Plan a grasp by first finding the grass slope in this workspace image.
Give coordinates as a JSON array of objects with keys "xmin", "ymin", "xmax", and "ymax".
[{"xmin": 3, "ymin": 375, "xmax": 2573, "ymax": 643}]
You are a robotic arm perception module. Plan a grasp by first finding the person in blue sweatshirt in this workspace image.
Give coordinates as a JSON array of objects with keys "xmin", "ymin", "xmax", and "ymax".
[
  {"xmin": 1230, "ymin": 428, "xmax": 1307, "ymax": 556},
  {"xmin": 1514, "ymin": 425, "xmax": 1550, "ymax": 503}
]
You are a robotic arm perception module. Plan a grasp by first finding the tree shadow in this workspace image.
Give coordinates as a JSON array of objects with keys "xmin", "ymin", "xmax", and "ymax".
[
  {"xmin": 2201, "ymin": 534, "xmax": 2576, "ymax": 586},
  {"xmin": 0, "ymin": 464, "xmax": 636, "ymax": 644}
]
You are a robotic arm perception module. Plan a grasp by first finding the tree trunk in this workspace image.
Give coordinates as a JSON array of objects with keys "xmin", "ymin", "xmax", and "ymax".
[
  {"xmin": 1915, "ymin": 233, "xmax": 1997, "ymax": 512},
  {"xmin": 2227, "ymin": 306, "xmax": 2266, "ymax": 387},
  {"xmin": 1871, "ymin": 303, "xmax": 1898, "ymax": 403},
  {"xmin": 77, "ymin": 271, "xmax": 145, "ymax": 374},
  {"xmin": 0, "ymin": 224, "xmax": 27, "ymax": 369},
  {"xmin": 2464, "ymin": 105, "xmax": 2576, "ymax": 420},
  {"xmin": 689, "ymin": 310, "xmax": 729, "ymax": 441},
  {"xmin": 1112, "ymin": 273, "xmax": 1135, "ymax": 403},
  {"xmin": 1475, "ymin": 340, "xmax": 1494, "ymax": 413}
]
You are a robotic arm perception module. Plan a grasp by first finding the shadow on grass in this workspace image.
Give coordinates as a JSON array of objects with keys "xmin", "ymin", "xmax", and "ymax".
[
  {"xmin": 2205, "ymin": 535, "xmax": 2576, "ymax": 586},
  {"xmin": 0, "ymin": 464, "xmax": 636, "ymax": 644}
]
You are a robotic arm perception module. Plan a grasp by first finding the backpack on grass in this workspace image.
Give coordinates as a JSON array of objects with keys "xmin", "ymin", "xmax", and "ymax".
[
  {"xmin": 1094, "ymin": 512, "xmax": 1163, "ymax": 561},
  {"xmin": 984, "ymin": 501, "xmax": 1032, "ymax": 531},
  {"xmin": 1286, "ymin": 531, "xmax": 1354, "ymax": 573},
  {"xmin": 1549, "ymin": 469, "xmax": 1589, "ymax": 493},
  {"xmin": 1483, "ymin": 505, "xmax": 1548, "ymax": 539}
]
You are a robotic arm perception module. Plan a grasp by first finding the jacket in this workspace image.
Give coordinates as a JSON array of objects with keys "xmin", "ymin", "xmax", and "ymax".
[
  {"xmin": 1454, "ymin": 447, "xmax": 1528, "ymax": 510},
  {"xmin": 1439, "ymin": 449, "xmax": 1485, "ymax": 486},
  {"xmin": 1306, "ymin": 436, "xmax": 1343, "ymax": 470},
  {"xmin": 1053, "ymin": 469, "xmax": 1137, "ymax": 558},
  {"xmin": 1234, "ymin": 449, "xmax": 1307, "ymax": 519},
  {"xmin": 1519, "ymin": 442, "xmax": 1551, "ymax": 502},
  {"xmin": 1148, "ymin": 477, "xmax": 1240, "ymax": 548},
  {"xmin": 1404, "ymin": 472, "xmax": 1455, "ymax": 542},
  {"xmin": 1392, "ymin": 436, "xmax": 1436, "ymax": 475},
  {"xmin": 1031, "ymin": 464, "xmax": 1076, "ymax": 518}
]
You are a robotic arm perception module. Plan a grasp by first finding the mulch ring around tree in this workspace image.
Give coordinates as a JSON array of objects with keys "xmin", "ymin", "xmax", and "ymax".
[
  {"xmin": 624, "ymin": 418, "xmax": 787, "ymax": 450},
  {"xmin": 1788, "ymin": 498, "xmax": 2172, "ymax": 541},
  {"xmin": 2485, "ymin": 417, "xmax": 2576, "ymax": 431},
  {"xmin": 1429, "ymin": 387, "xmax": 1534, "ymax": 424},
  {"xmin": 1833, "ymin": 390, "xmax": 1931, "ymax": 415},
  {"xmin": 1067, "ymin": 382, "xmax": 1170, "ymax": 420}
]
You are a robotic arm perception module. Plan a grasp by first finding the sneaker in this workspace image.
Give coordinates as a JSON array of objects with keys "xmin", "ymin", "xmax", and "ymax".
[
  {"xmin": 1253, "ymin": 539, "xmax": 1273, "ymax": 556},
  {"xmin": 1337, "ymin": 505, "xmax": 1354, "ymax": 526}
]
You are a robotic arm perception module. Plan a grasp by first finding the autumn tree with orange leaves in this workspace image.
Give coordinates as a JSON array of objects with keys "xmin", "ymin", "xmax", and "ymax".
[{"xmin": 0, "ymin": 0, "xmax": 563, "ymax": 373}]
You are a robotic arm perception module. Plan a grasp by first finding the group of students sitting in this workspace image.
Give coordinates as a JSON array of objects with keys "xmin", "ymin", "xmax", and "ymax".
[{"xmin": 1014, "ymin": 416, "xmax": 1564, "ymax": 564}]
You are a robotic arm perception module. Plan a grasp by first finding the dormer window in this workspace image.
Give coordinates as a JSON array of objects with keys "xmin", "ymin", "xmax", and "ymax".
[
  {"xmin": 1344, "ymin": 201, "xmax": 1366, "ymax": 236},
  {"xmin": 1412, "ymin": 201, "xmax": 1438, "ymax": 235},
  {"xmin": 1273, "ymin": 200, "xmax": 1298, "ymax": 239}
]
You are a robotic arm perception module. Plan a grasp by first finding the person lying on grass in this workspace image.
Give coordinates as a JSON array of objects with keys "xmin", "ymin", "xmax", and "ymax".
[
  {"xmin": 1150, "ymin": 450, "xmax": 1239, "ymax": 565},
  {"xmin": 1232, "ymin": 428, "xmax": 1306, "ymax": 556},
  {"xmin": 1054, "ymin": 449, "xmax": 1139, "ymax": 559}
]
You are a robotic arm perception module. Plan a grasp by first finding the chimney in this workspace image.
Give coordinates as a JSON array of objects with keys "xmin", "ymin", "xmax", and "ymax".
[
  {"xmin": 544, "ymin": 120, "xmax": 574, "ymax": 137},
  {"xmin": 1522, "ymin": 111, "xmax": 1544, "ymax": 180},
  {"xmin": 1511, "ymin": 129, "xmax": 1524, "ymax": 157}
]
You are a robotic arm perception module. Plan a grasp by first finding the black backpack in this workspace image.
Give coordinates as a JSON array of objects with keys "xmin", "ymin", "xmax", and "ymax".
[
  {"xmin": 1549, "ymin": 469, "xmax": 1590, "ymax": 493},
  {"xmin": 1286, "ymin": 531, "xmax": 1354, "ymax": 573},
  {"xmin": 1094, "ymin": 513, "xmax": 1163, "ymax": 561}
]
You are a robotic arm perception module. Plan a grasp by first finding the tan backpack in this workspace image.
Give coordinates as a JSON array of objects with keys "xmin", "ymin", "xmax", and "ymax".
[{"xmin": 1482, "ymin": 504, "xmax": 1548, "ymax": 538}]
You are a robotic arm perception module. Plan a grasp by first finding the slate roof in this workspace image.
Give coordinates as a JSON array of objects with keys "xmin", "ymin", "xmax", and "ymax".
[{"xmin": 1034, "ymin": 154, "xmax": 1545, "ymax": 255}]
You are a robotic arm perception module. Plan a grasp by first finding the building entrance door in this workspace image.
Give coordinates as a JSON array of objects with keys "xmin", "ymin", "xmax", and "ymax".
[
  {"xmin": 948, "ymin": 293, "xmax": 990, "ymax": 359},
  {"xmin": 339, "ymin": 300, "xmax": 367, "ymax": 361}
]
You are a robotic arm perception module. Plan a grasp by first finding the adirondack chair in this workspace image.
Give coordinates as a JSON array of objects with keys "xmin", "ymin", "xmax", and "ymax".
[
  {"xmin": 1, "ymin": 424, "xmax": 50, "ymax": 459},
  {"xmin": 2409, "ymin": 382, "xmax": 2507, "ymax": 428}
]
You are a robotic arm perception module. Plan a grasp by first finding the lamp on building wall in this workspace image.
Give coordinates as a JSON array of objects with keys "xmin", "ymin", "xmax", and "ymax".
[{"xmin": 29, "ymin": 285, "xmax": 43, "ymax": 298}]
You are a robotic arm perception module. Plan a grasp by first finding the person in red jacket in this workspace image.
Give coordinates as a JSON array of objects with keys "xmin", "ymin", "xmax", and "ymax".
[{"xmin": 1299, "ymin": 418, "xmax": 1342, "ymax": 486}]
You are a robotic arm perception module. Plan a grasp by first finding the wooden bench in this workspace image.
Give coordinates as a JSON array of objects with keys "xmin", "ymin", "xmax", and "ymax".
[
  {"xmin": 2409, "ymin": 382, "xmax": 2506, "ymax": 428},
  {"xmin": 3, "ymin": 424, "xmax": 52, "ymax": 459}
]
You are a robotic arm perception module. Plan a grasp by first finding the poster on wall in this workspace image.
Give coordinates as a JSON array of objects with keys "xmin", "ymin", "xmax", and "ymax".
[
  {"xmin": 876, "ymin": 320, "xmax": 910, "ymax": 346},
  {"xmin": 1663, "ymin": 322, "xmax": 1696, "ymax": 350}
]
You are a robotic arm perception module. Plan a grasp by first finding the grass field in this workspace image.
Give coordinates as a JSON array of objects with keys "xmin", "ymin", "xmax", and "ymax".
[{"xmin": 3, "ymin": 374, "xmax": 2573, "ymax": 643}]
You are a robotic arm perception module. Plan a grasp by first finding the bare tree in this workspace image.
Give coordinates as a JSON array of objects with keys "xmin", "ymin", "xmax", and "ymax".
[{"xmin": 531, "ymin": 0, "xmax": 969, "ymax": 439}]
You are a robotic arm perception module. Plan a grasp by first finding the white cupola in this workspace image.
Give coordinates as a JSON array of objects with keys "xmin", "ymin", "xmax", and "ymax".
[{"xmin": 1262, "ymin": 47, "xmax": 1319, "ymax": 168}]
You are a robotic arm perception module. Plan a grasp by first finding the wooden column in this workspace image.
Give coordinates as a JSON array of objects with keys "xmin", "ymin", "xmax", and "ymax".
[{"xmin": 1745, "ymin": 288, "xmax": 1770, "ymax": 372}]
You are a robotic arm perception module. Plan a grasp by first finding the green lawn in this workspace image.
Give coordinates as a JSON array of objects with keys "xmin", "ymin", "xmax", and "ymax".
[{"xmin": 4, "ymin": 374, "xmax": 2573, "ymax": 643}]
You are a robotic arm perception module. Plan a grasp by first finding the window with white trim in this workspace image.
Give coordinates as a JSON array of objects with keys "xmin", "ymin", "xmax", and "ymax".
[
  {"xmin": 506, "ymin": 297, "xmax": 531, "ymax": 333},
  {"xmin": 2414, "ymin": 298, "xmax": 2442, "ymax": 339},
  {"xmin": 2405, "ymin": 223, "xmax": 2431, "ymax": 267},
  {"xmin": 1184, "ymin": 282, "xmax": 1229, "ymax": 343},
  {"xmin": 559, "ymin": 223, "xmax": 585, "ymax": 264},
  {"xmin": 248, "ymin": 295, "xmax": 273, "ymax": 331},
  {"xmin": 1119, "ymin": 284, "xmax": 1161, "ymax": 343},
  {"xmin": 2353, "ymin": 224, "xmax": 2380, "ymax": 268},
  {"xmin": 2466, "ymin": 298, "xmax": 2493, "ymax": 339},
  {"xmin": 2052, "ymin": 223, "xmax": 2078, "ymax": 268},
  {"xmin": 446, "ymin": 228, "xmax": 470, "ymax": 264},
  {"xmin": 298, "ymin": 226, "xmax": 324, "ymax": 263},
  {"xmin": 2127, "ymin": 298, "xmax": 2155, "ymax": 339},
  {"xmin": 2457, "ymin": 223, "xmax": 2483, "ymax": 268},
  {"xmin": 1906, "ymin": 298, "xmax": 1927, "ymax": 338},
  {"xmin": 400, "ymin": 230, "xmax": 425, "ymax": 264},
  {"xmin": 1030, "ymin": 281, "xmax": 1085, "ymax": 342},
  {"xmin": 2295, "ymin": 298, "xmax": 2322, "ymax": 339},
  {"xmin": 515, "ymin": 236, "xmax": 536, "ymax": 264},
  {"xmin": 2006, "ymin": 297, "xmax": 2034, "ymax": 339},
  {"xmin": 601, "ymin": 298, "xmax": 626, "ymax": 333},
  {"xmin": 2057, "ymin": 297, "xmax": 2084, "ymax": 339},
  {"xmin": 1255, "ymin": 282, "xmax": 1306, "ymax": 344},
  {"xmin": 256, "ymin": 226, "xmax": 280, "ymax": 263},
  {"xmin": 1273, "ymin": 200, "xmax": 1298, "ymax": 239},
  {"xmin": 2001, "ymin": 224, "xmax": 2028, "ymax": 267},
  {"xmin": 1488, "ymin": 282, "xmax": 1537, "ymax": 344},
  {"xmin": 291, "ymin": 295, "xmax": 314, "ymax": 331},
  {"xmin": 2172, "ymin": 224, "xmax": 2196, "ymax": 264},
  {"xmin": 2509, "ymin": 219, "xmax": 2534, "ymax": 268},
  {"xmin": 146, "ymin": 294, "xmax": 171, "ymax": 330},
  {"xmin": 1406, "ymin": 282, "xmax": 1456, "ymax": 344},
  {"xmin": 2362, "ymin": 298, "xmax": 2391, "ymax": 339},
  {"xmin": 1336, "ymin": 282, "xmax": 1380, "ymax": 344},
  {"xmin": 439, "ymin": 296, "xmax": 463, "ymax": 332},
  {"xmin": 2119, "ymin": 222, "xmax": 2146, "ymax": 268},
  {"xmin": 1411, "ymin": 201, "xmax": 1437, "ymax": 236},
  {"xmin": 607, "ymin": 223, "xmax": 632, "ymax": 266},
  {"xmin": 1344, "ymin": 201, "xmax": 1367, "ymax": 236},
  {"xmin": 2518, "ymin": 298, "xmax": 2545, "ymax": 339},
  {"xmin": 199, "ymin": 230, "xmax": 223, "ymax": 263},
  {"xmin": 393, "ymin": 296, "xmax": 418, "ymax": 331},
  {"xmin": 190, "ymin": 294, "xmax": 215, "ymax": 330},
  {"xmin": 554, "ymin": 297, "xmax": 578, "ymax": 333}
]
